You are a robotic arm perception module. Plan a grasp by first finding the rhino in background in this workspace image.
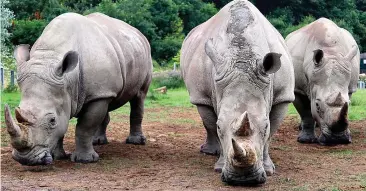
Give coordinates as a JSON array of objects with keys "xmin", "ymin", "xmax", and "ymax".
[
  {"xmin": 181, "ymin": 0, "xmax": 295, "ymax": 185},
  {"xmin": 5, "ymin": 12, "xmax": 152, "ymax": 165},
  {"xmin": 286, "ymin": 18, "xmax": 360, "ymax": 145}
]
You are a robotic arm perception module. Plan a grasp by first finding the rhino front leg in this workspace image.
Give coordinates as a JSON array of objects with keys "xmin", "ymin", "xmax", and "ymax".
[
  {"xmin": 52, "ymin": 136, "xmax": 69, "ymax": 160},
  {"xmin": 126, "ymin": 92, "xmax": 147, "ymax": 145},
  {"xmin": 93, "ymin": 113, "xmax": 110, "ymax": 145},
  {"xmin": 71, "ymin": 99, "xmax": 110, "ymax": 163},
  {"xmin": 265, "ymin": 102, "xmax": 289, "ymax": 176},
  {"xmin": 293, "ymin": 93, "xmax": 317, "ymax": 143},
  {"xmin": 197, "ymin": 104, "xmax": 220, "ymax": 155}
]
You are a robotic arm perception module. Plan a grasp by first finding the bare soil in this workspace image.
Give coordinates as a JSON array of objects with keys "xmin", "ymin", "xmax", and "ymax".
[{"xmin": 1, "ymin": 107, "xmax": 366, "ymax": 191}]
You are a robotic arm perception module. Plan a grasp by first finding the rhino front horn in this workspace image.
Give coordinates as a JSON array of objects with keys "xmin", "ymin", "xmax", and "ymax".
[
  {"xmin": 5, "ymin": 105, "xmax": 22, "ymax": 138},
  {"xmin": 4, "ymin": 105, "xmax": 29, "ymax": 150},
  {"xmin": 338, "ymin": 102, "xmax": 349, "ymax": 124},
  {"xmin": 232, "ymin": 138, "xmax": 246, "ymax": 158}
]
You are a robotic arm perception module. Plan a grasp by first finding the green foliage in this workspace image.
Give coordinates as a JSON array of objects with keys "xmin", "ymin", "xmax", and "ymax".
[
  {"xmin": 7, "ymin": 0, "xmax": 43, "ymax": 20},
  {"xmin": 174, "ymin": 0, "xmax": 217, "ymax": 34},
  {"xmin": 10, "ymin": 19, "xmax": 47, "ymax": 45},
  {"xmin": 41, "ymin": 0, "xmax": 69, "ymax": 21},
  {"xmin": 1, "ymin": 0, "xmax": 14, "ymax": 45},
  {"xmin": 151, "ymin": 73, "xmax": 185, "ymax": 89},
  {"xmin": 3, "ymin": 85, "xmax": 18, "ymax": 93}
]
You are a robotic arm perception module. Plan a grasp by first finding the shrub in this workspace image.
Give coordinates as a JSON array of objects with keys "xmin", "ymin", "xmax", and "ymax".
[{"xmin": 3, "ymin": 85, "xmax": 18, "ymax": 93}]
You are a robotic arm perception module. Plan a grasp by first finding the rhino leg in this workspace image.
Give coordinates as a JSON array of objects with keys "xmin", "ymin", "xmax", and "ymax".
[
  {"xmin": 293, "ymin": 93, "xmax": 317, "ymax": 143},
  {"xmin": 197, "ymin": 104, "xmax": 220, "ymax": 155},
  {"xmin": 93, "ymin": 113, "xmax": 110, "ymax": 145},
  {"xmin": 126, "ymin": 92, "xmax": 147, "ymax": 145},
  {"xmin": 264, "ymin": 103, "xmax": 289, "ymax": 175},
  {"xmin": 52, "ymin": 136, "xmax": 69, "ymax": 160},
  {"xmin": 71, "ymin": 99, "xmax": 111, "ymax": 163}
]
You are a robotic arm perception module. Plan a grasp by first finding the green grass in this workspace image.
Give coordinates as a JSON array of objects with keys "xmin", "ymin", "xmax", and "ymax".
[{"xmin": 349, "ymin": 89, "xmax": 366, "ymax": 121}]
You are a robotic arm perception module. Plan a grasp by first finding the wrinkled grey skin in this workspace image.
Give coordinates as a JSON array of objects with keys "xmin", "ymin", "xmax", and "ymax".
[
  {"xmin": 285, "ymin": 18, "xmax": 360, "ymax": 145},
  {"xmin": 181, "ymin": 0, "xmax": 294, "ymax": 185},
  {"xmin": 5, "ymin": 12, "xmax": 152, "ymax": 166}
]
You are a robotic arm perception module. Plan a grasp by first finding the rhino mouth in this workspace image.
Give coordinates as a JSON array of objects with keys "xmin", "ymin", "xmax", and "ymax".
[
  {"xmin": 221, "ymin": 165, "xmax": 266, "ymax": 185},
  {"xmin": 12, "ymin": 146, "xmax": 53, "ymax": 166}
]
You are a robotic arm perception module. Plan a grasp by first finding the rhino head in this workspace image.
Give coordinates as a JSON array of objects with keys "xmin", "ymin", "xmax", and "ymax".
[
  {"xmin": 205, "ymin": 39, "xmax": 282, "ymax": 185},
  {"xmin": 5, "ymin": 45, "xmax": 79, "ymax": 165},
  {"xmin": 309, "ymin": 46, "xmax": 358, "ymax": 145}
]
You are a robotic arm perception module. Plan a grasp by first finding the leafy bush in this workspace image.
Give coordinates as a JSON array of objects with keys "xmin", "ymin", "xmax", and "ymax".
[
  {"xmin": 3, "ymin": 85, "xmax": 18, "ymax": 93},
  {"xmin": 10, "ymin": 19, "xmax": 47, "ymax": 45},
  {"xmin": 151, "ymin": 71, "xmax": 185, "ymax": 89}
]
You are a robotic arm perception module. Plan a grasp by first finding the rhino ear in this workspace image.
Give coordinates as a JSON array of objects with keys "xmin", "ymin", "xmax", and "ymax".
[
  {"xmin": 313, "ymin": 49, "xmax": 324, "ymax": 66},
  {"xmin": 205, "ymin": 38, "xmax": 224, "ymax": 69},
  {"xmin": 260, "ymin": 52, "xmax": 282, "ymax": 75},
  {"xmin": 13, "ymin": 44, "xmax": 30, "ymax": 64},
  {"xmin": 55, "ymin": 51, "xmax": 79, "ymax": 77}
]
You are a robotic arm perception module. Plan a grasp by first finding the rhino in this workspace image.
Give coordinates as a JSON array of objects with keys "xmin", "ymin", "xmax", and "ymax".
[
  {"xmin": 285, "ymin": 18, "xmax": 360, "ymax": 145},
  {"xmin": 181, "ymin": 0, "xmax": 295, "ymax": 185},
  {"xmin": 5, "ymin": 12, "xmax": 152, "ymax": 165}
]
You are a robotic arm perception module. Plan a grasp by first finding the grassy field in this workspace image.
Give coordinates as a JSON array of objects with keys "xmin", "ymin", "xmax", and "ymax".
[{"xmin": 1, "ymin": 88, "xmax": 366, "ymax": 124}]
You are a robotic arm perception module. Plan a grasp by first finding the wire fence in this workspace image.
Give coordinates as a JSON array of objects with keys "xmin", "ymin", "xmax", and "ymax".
[{"xmin": 1, "ymin": 67, "xmax": 17, "ymax": 89}]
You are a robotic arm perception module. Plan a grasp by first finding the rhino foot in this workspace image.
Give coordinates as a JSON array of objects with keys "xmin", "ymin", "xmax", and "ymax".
[
  {"xmin": 93, "ymin": 135, "xmax": 109, "ymax": 145},
  {"xmin": 52, "ymin": 149, "xmax": 70, "ymax": 160},
  {"xmin": 200, "ymin": 143, "xmax": 220, "ymax": 155},
  {"xmin": 71, "ymin": 151, "xmax": 99, "ymax": 163},
  {"xmin": 126, "ymin": 134, "xmax": 146, "ymax": 145},
  {"xmin": 297, "ymin": 130, "xmax": 318, "ymax": 144},
  {"xmin": 263, "ymin": 157, "xmax": 275, "ymax": 176}
]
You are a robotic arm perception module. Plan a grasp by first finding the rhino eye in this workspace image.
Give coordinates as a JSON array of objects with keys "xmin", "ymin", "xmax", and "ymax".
[{"xmin": 49, "ymin": 117, "xmax": 56, "ymax": 126}]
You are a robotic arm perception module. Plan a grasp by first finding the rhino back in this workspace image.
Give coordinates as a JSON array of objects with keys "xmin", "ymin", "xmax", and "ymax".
[
  {"xmin": 286, "ymin": 18, "xmax": 360, "ymax": 95},
  {"xmin": 181, "ymin": 0, "xmax": 294, "ymax": 108},
  {"xmin": 30, "ymin": 13, "xmax": 152, "ymax": 111}
]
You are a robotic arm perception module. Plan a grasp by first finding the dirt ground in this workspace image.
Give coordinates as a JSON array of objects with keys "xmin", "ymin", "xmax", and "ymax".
[{"xmin": 1, "ymin": 107, "xmax": 366, "ymax": 191}]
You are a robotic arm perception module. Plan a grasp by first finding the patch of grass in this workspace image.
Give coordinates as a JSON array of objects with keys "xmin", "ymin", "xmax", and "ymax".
[
  {"xmin": 292, "ymin": 185, "xmax": 310, "ymax": 191},
  {"xmin": 287, "ymin": 103, "xmax": 298, "ymax": 116},
  {"xmin": 1, "ymin": 91, "xmax": 21, "ymax": 124},
  {"xmin": 349, "ymin": 89, "xmax": 366, "ymax": 121}
]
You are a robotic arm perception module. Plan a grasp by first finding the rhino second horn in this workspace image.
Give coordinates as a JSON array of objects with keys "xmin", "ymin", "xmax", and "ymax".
[
  {"xmin": 333, "ymin": 92, "xmax": 344, "ymax": 106},
  {"xmin": 234, "ymin": 111, "xmax": 251, "ymax": 136},
  {"xmin": 5, "ymin": 105, "xmax": 22, "ymax": 138}
]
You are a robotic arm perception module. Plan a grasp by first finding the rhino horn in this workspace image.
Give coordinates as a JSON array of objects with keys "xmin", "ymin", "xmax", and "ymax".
[
  {"xmin": 4, "ymin": 105, "xmax": 30, "ymax": 150},
  {"xmin": 231, "ymin": 138, "xmax": 257, "ymax": 167},
  {"xmin": 338, "ymin": 102, "xmax": 349, "ymax": 124},
  {"xmin": 344, "ymin": 45, "xmax": 358, "ymax": 61},
  {"xmin": 234, "ymin": 111, "xmax": 251, "ymax": 136},
  {"xmin": 333, "ymin": 92, "xmax": 344, "ymax": 106},
  {"xmin": 232, "ymin": 138, "xmax": 246, "ymax": 158},
  {"xmin": 5, "ymin": 105, "xmax": 21, "ymax": 138}
]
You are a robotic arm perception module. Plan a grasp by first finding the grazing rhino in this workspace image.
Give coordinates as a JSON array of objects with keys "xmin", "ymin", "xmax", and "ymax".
[
  {"xmin": 5, "ymin": 12, "xmax": 152, "ymax": 165},
  {"xmin": 181, "ymin": 0, "xmax": 295, "ymax": 185},
  {"xmin": 285, "ymin": 18, "xmax": 360, "ymax": 145}
]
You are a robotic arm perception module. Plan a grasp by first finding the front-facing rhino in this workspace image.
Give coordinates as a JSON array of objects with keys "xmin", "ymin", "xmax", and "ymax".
[
  {"xmin": 181, "ymin": 0, "xmax": 294, "ymax": 185},
  {"xmin": 285, "ymin": 18, "xmax": 360, "ymax": 145},
  {"xmin": 5, "ymin": 12, "xmax": 152, "ymax": 165}
]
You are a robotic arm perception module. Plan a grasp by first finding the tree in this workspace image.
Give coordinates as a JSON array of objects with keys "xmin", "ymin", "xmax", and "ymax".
[{"xmin": 174, "ymin": 0, "xmax": 217, "ymax": 35}]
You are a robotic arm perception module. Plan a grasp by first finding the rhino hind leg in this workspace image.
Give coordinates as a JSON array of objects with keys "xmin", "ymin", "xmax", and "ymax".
[
  {"xmin": 93, "ymin": 113, "xmax": 110, "ymax": 145},
  {"xmin": 126, "ymin": 92, "xmax": 147, "ymax": 145},
  {"xmin": 293, "ymin": 93, "xmax": 317, "ymax": 143},
  {"xmin": 71, "ymin": 99, "xmax": 111, "ymax": 163},
  {"xmin": 197, "ymin": 104, "xmax": 220, "ymax": 156}
]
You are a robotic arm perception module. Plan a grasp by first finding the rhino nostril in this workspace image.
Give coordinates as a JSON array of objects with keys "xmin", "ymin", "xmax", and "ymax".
[{"xmin": 42, "ymin": 152, "xmax": 53, "ymax": 165}]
